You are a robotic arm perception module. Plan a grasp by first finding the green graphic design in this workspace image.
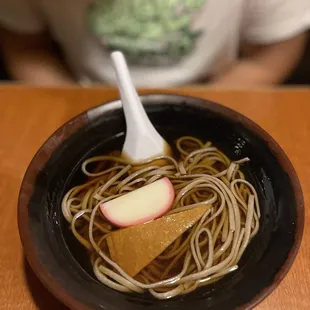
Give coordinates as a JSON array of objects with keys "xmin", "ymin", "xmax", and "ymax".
[{"xmin": 87, "ymin": 0, "xmax": 207, "ymax": 65}]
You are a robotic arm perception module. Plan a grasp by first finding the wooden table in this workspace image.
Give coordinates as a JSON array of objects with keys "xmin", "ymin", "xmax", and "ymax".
[{"xmin": 0, "ymin": 86, "xmax": 309, "ymax": 309}]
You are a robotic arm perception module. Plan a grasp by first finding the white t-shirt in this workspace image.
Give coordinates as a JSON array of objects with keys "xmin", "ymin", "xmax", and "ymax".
[{"xmin": 0, "ymin": 0, "xmax": 309, "ymax": 87}]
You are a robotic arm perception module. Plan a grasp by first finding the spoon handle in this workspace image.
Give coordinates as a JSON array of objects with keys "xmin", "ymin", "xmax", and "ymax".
[{"xmin": 111, "ymin": 51, "xmax": 155, "ymax": 137}]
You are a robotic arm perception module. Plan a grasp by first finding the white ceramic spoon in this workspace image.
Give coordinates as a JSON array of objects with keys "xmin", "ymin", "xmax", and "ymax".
[{"xmin": 111, "ymin": 51, "xmax": 170, "ymax": 163}]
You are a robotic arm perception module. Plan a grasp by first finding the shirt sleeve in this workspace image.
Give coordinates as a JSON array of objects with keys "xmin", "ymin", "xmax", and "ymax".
[
  {"xmin": 243, "ymin": 0, "xmax": 310, "ymax": 44},
  {"xmin": 0, "ymin": 0, "xmax": 45, "ymax": 33}
]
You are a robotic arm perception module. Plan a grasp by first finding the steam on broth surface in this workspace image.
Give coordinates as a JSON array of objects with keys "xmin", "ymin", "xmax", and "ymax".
[{"xmin": 62, "ymin": 136, "xmax": 260, "ymax": 299}]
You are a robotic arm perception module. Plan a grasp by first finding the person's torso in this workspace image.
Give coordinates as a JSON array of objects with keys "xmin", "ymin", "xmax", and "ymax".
[{"xmin": 39, "ymin": 0, "xmax": 246, "ymax": 86}]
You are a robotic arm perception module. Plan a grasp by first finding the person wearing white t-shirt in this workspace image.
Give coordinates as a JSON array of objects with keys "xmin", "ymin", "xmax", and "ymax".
[{"xmin": 0, "ymin": 0, "xmax": 309, "ymax": 87}]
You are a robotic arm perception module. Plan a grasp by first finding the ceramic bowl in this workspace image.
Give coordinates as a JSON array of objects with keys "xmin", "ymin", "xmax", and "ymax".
[{"xmin": 18, "ymin": 94, "xmax": 304, "ymax": 310}]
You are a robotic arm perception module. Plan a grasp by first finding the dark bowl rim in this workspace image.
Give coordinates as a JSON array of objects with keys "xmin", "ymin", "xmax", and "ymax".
[{"xmin": 18, "ymin": 93, "xmax": 304, "ymax": 310}]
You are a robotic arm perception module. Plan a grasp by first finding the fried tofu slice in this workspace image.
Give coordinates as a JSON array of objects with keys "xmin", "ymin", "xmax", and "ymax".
[{"xmin": 106, "ymin": 206, "xmax": 208, "ymax": 277}]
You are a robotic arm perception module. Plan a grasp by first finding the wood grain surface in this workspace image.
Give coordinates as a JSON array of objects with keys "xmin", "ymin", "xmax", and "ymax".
[{"xmin": 0, "ymin": 86, "xmax": 309, "ymax": 309}]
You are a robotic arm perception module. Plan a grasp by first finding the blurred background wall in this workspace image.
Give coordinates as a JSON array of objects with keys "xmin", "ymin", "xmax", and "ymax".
[{"xmin": 285, "ymin": 31, "xmax": 310, "ymax": 85}]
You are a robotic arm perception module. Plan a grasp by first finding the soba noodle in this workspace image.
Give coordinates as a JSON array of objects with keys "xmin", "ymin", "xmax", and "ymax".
[{"xmin": 62, "ymin": 136, "xmax": 260, "ymax": 299}]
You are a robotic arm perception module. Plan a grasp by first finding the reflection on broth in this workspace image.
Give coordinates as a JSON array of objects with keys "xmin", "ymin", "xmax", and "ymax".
[{"xmin": 61, "ymin": 136, "xmax": 260, "ymax": 299}]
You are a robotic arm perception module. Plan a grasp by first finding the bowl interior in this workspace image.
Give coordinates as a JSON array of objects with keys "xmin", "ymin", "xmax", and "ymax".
[{"xmin": 22, "ymin": 95, "xmax": 302, "ymax": 310}]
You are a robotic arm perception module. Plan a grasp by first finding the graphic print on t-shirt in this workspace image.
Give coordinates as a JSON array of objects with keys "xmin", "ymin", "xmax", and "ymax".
[{"xmin": 87, "ymin": 0, "xmax": 207, "ymax": 66}]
